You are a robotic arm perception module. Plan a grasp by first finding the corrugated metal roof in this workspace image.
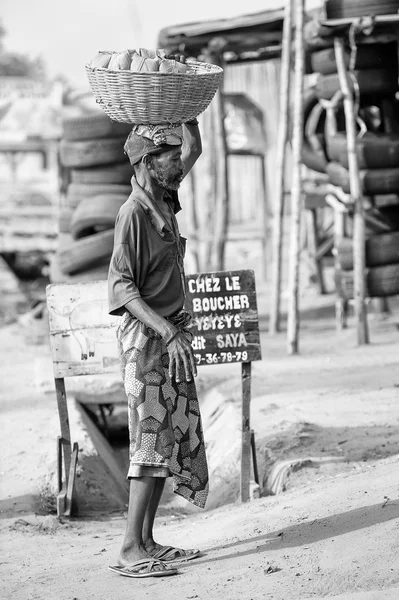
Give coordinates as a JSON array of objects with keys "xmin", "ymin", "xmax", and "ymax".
[{"xmin": 159, "ymin": 8, "xmax": 285, "ymax": 38}]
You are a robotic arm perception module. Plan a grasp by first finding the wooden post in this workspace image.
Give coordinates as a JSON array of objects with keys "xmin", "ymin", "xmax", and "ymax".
[
  {"xmin": 204, "ymin": 41, "xmax": 229, "ymax": 271},
  {"xmin": 240, "ymin": 362, "xmax": 252, "ymax": 502},
  {"xmin": 260, "ymin": 157, "xmax": 269, "ymax": 281},
  {"xmin": 334, "ymin": 38, "xmax": 369, "ymax": 345},
  {"xmin": 269, "ymin": 0, "xmax": 293, "ymax": 333},
  {"xmin": 55, "ymin": 377, "xmax": 71, "ymax": 481},
  {"xmin": 287, "ymin": 0, "xmax": 305, "ymax": 355},
  {"xmin": 331, "ymin": 195, "xmax": 348, "ymax": 329},
  {"xmin": 185, "ymin": 169, "xmax": 200, "ymax": 272}
]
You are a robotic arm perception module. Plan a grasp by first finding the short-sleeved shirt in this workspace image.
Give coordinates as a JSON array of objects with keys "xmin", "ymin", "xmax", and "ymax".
[{"xmin": 108, "ymin": 179, "xmax": 186, "ymax": 318}]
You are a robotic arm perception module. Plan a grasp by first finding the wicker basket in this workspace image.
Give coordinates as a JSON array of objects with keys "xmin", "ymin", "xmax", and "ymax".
[{"xmin": 85, "ymin": 60, "xmax": 224, "ymax": 125}]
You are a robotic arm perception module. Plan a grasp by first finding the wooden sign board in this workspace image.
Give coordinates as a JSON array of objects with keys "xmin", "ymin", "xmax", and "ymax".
[
  {"xmin": 47, "ymin": 269, "xmax": 262, "ymax": 377},
  {"xmin": 185, "ymin": 269, "xmax": 262, "ymax": 366},
  {"xmin": 47, "ymin": 280, "xmax": 119, "ymax": 379}
]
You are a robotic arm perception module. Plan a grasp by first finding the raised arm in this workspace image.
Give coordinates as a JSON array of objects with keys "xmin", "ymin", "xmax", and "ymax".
[{"xmin": 182, "ymin": 120, "xmax": 202, "ymax": 178}]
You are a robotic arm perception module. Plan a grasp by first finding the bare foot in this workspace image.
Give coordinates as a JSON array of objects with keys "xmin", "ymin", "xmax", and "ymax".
[{"xmin": 118, "ymin": 544, "xmax": 164, "ymax": 572}]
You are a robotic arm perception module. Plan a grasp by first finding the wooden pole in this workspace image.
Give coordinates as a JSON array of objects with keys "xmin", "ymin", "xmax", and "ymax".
[
  {"xmin": 204, "ymin": 41, "xmax": 229, "ymax": 271},
  {"xmin": 185, "ymin": 169, "xmax": 200, "ymax": 272},
  {"xmin": 286, "ymin": 0, "xmax": 305, "ymax": 355},
  {"xmin": 334, "ymin": 38, "xmax": 369, "ymax": 345},
  {"xmin": 240, "ymin": 362, "xmax": 252, "ymax": 502},
  {"xmin": 269, "ymin": 0, "xmax": 293, "ymax": 334}
]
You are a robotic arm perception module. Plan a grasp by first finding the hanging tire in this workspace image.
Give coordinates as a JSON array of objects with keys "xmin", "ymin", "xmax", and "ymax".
[
  {"xmin": 327, "ymin": 162, "xmax": 399, "ymax": 195},
  {"xmin": 311, "ymin": 43, "xmax": 398, "ymax": 76},
  {"xmin": 70, "ymin": 162, "xmax": 133, "ymax": 185},
  {"xmin": 326, "ymin": 0, "xmax": 399, "ymax": 19},
  {"xmin": 65, "ymin": 183, "xmax": 131, "ymax": 210},
  {"xmin": 62, "ymin": 112, "xmax": 132, "ymax": 141},
  {"xmin": 58, "ymin": 229, "xmax": 115, "ymax": 275},
  {"xmin": 71, "ymin": 194, "xmax": 127, "ymax": 239},
  {"xmin": 326, "ymin": 133, "xmax": 399, "ymax": 169},
  {"xmin": 50, "ymin": 252, "xmax": 110, "ymax": 283},
  {"xmin": 60, "ymin": 137, "xmax": 127, "ymax": 168},
  {"xmin": 337, "ymin": 232, "xmax": 399, "ymax": 270},
  {"xmin": 315, "ymin": 69, "xmax": 398, "ymax": 101}
]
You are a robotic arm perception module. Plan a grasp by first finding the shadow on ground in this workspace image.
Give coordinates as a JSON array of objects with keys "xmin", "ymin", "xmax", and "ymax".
[{"xmin": 195, "ymin": 500, "xmax": 399, "ymax": 566}]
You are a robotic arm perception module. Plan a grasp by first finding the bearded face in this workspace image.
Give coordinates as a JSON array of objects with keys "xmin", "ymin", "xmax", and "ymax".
[{"xmin": 148, "ymin": 148, "xmax": 184, "ymax": 191}]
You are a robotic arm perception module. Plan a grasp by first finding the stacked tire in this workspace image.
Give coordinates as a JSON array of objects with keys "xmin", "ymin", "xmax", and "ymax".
[
  {"xmin": 52, "ymin": 112, "xmax": 132, "ymax": 283},
  {"xmin": 335, "ymin": 232, "xmax": 399, "ymax": 299},
  {"xmin": 302, "ymin": 11, "xmax": 399, "ymax": 301}
]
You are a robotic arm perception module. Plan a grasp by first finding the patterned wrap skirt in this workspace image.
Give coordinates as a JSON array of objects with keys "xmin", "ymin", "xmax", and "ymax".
[{"xmin": 116, "ymin": 309, "xmax": 209, "ymax": 509}]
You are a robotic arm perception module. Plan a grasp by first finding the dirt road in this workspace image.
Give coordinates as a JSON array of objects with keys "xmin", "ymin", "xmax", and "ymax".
[{"xmin": 1, "ymin": 266, "xmax": 399, "ymax": 598}]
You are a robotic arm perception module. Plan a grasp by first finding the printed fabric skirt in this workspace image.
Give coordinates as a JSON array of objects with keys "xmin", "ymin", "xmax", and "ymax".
[{"xmin": 116, "ymin": 309, "xmax": 209, "ymax": 509}]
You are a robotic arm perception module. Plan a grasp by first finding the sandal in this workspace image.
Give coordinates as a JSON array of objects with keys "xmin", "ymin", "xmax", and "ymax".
[
  {"xmin": 150, "ymin": 546, "xmax": 202, "ymax": 564},
  {"xmin": 108, "ymin": 558, "xmax": 179, "ymax": 578}
]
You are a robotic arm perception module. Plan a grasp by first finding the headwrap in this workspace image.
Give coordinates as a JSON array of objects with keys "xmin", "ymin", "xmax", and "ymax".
[{"xmin": 124, "ymin": 123, "xmax": 184, "ymax": 166}]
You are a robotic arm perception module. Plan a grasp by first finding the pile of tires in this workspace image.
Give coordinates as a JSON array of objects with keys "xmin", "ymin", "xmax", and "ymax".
[
  {"xmin": 302, "ymin": 9, "xmax": 399, "ymax": 301},
  {"xmin": 51, "ymin": 112, "xmax": 132, "ymax": 283},
  {"xmin": 335, "ymin": 231, "xmax": 399, "ymax": 299}
]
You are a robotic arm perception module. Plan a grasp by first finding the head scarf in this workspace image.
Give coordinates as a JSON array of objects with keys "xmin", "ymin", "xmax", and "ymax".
[{"xmin": 124, "ymin": 123, "xmax": 183, "ymax": 166}]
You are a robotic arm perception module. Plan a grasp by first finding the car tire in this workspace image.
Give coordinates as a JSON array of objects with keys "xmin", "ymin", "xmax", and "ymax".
[
  {"xmin": 65, "ymin": 183, "xmax": 131, "ymax": 210},
  {"xmin": 58, "ymin": 229, "xmax": 115, "ymax": 275},
  {"xmin": 335, "ymin": 264, "xmax": 399, "ymax": 299},
  {"xmin": 327, "ymin": 162, "xmax": 399, "ymax": 195},
  {"xmin": 311, "ymin": 43, "xmax": 398, "ymax": 76},
  {"xmin": 62, "ymin": 112, "xmax": 132, "ymax": 141},
  {"xmin": 58, "ymin": 207, "xmax": 74, "ymax": 234},
  {"xmin": 337, "ymin": 232, "xmax": 399, "ymax": 270},
  {"xmin": 70, "ymin": 162, "xmax": 133, "ymax": 185},
  {"xmin": 71, "ymin": 194, "xmax": 127, "ymax": 239},
  {"xmin": 50, "ymin": 253, "xmax": 110, "ymax": 283},
  {"xmin": 326, "ymin": 0, "xmax": 399, "ymax": 19},
  {"xmin": 368, "ymin": 264, "xmax": 399, "ymax": 297},
  {"xmin": 315, "ymin": 68, "xmax": 398, "ymax": 101},
  {"xmin": 326, "ymin": 132, "xmax": 399, "ymax": 169},
  {"xmin": 60, "ymin": 137, "xmax": 127, "ymax": 168}
]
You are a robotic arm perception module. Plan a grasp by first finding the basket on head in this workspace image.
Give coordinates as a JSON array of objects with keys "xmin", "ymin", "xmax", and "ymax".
[{"xmin": 85, "ymin": 59, "xmax": 224, "ymax": 125}]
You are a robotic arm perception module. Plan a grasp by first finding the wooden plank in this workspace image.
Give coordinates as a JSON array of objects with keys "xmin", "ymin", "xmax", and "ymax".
[
  {"xmin": 269, "ymin": 0, "xmax": 293, "ymax": 334},
  {"xmin": 65, "ymin": 442, "xmax": 79, "ymax": 517},
  {"xmin": 57, "ymin": 436, "xmax": 63, "ymax": 493},
  {"xmin": 287, "ymin": 0, "xmax": 305, "ymax": 355},
  {"xmin": 250, "ymin": 429, "xmax": 259, "ymax": 485},
  {"xmin": 56, "ymin": 486, "xmax": 67, "ymax": 517},
  {"xmin": 334, "ymin": 38, "xmax": 369, "ymax": 346},
  {"xmin": 55, "ymin": 378, "xmax": 71, "ymax": 480},
  {"xmin": 76, "ymin": 402, "xmax": 129, "ymax": 505},
  {"xmin": 47, "ymin": 281, "xmax": 119, "ymax": 378},
  {"xmin": 240, "ymin": 362, "xmax": 252, "ymax": 502}
]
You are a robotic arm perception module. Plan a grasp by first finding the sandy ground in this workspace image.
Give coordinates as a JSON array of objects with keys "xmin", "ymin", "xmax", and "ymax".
[{"xmin": 1, "ymin": 251, "xmax": 399, "ymax": 598}]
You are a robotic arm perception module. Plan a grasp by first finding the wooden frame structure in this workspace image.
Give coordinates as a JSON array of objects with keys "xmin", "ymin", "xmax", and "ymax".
[{"xmin": 46, "ymin": 280, "xmax": 129, "ymax": 516}]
